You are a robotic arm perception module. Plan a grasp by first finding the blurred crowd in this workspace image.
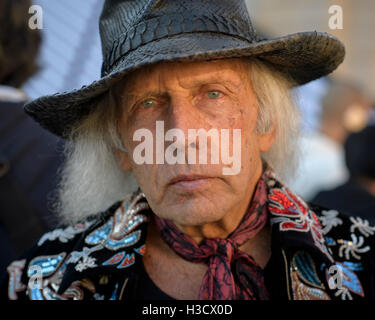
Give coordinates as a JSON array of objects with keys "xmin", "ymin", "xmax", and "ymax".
[
  {"xmin": 290, "ymin": 80, "xmax": 375, "ymax": 222},
  {"xmin": 0, "ymin": 0, "xmax": 375, "ymax": 276}
]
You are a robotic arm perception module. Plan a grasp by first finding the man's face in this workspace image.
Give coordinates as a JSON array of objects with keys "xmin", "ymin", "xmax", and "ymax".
[{"xmin": 116, "ymin": 58, "xmax": 275, "ymax": 227}]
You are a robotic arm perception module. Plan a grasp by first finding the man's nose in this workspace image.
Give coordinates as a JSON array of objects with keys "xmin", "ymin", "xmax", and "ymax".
[
  {"xmin": 164, "ymin": 97, "xmax": 204, "ymax": 152},
  {"xmin": 165, "ymin": 97, "xmax": 204, "ymax": 133}
]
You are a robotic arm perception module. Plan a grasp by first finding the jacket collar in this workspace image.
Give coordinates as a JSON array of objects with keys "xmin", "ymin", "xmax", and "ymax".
[{"xmin": 265, "ymin": 169, "xmax": 334, "ymax": 265}]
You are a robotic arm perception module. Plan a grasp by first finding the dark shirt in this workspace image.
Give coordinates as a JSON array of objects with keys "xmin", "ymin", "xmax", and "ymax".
[{"xmin": 133, "ymin": 260, "xmax": 174, "ymax": 300}]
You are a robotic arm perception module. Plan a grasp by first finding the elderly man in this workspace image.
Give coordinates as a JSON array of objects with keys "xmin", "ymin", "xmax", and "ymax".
[{"xmin": 1, "ymin": 0, "xmax": 374, "ymax": 300}]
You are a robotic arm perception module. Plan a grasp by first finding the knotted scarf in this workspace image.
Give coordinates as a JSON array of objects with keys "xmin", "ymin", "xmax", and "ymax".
[{"xmin": 153, "ymin": 172, "xmax": 270, "ymax": 300}]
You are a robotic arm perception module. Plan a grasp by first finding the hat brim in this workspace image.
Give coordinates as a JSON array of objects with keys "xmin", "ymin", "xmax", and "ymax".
[{"xmin": 25, "ymin": 31, "xmax": 345, "ymax": 138}]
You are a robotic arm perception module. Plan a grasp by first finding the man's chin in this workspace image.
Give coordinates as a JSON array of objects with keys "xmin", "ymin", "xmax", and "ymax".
[{"xmin": 156, "ymin": 198, "xmax": 228, "ymax": 227}]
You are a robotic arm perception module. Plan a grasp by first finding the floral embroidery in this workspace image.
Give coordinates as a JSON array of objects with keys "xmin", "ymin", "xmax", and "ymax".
[
  {"xmin": 26, "ymin": 254, "xmax": 97, "ymax": 300},
  {"xmin": 326, "ymin": 262, "xmax": 364, "ymax": 300},
  {"xmin": 27, "ymin": 256, "xmax": 69, "ymax": 300},
  {"xmin": 85, "ymin": 192, "xmax": 148, "ymax": 251},
  {"xmin": 319, "ymin": 209, "xmax": 371, "ymax": 300},
  {"xmin": 290, "ymin": 251, "xmax": 330, "ymax": 300},
  {"xmin": 28, "ymin": 253, "xmax": 66, "ymax": 279},
  {"xmin": 67, "ymin": 245, "xmax": 103, "ymax": 272},
  {"xmin": 342, "ymin": 261, "xmax": 363, "ymax": 271},
  {"xmin": 324, "ymin": 236, "xmax": 336, "ymax": 246},
  {"xmin": 319, "ymin": 210, "xmax": 343, "ymax": 235},
  {"xmin": 38, "ymin": 221, "xmax": 95, "ymax": 246},
  {"xmin": 134, "ymin": 244, "xmax": 146, "ymax": 256},
  {"xmin": 337, "ymin": 234, "xmax": 370, "ymax": 260},
  {"xmin": 349, "ymin": 217, "xmax": 375, "ymax": 237},
  {"xmin": 7, "ymin": 260, "xmax": 27, "ymax": 300},
  {"xmin": 102, "ymin": 252, "xmax": 136, "ymax": 269},
  {"xmin": 268, "ymin": 187, "xmax": 333, "ymax": 262},
  {"xmin": 63, "ymin": 279, "xmax": 96, "ymax": 300}
]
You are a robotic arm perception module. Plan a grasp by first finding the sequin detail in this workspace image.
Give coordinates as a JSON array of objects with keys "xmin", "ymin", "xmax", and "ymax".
[
  {"xmin": 326, "ymin": 262, "xmax": 364, "ymax": 299},
  {"xmin": 269, "ymin": 187, "xmax": 333, "ymax": 262},
  {"xmin": 134, "ymin": 244, "xmax": 146, "ymax": 256},
  {"xmin": 85, "ymin": 192, "xmax": 148, "ymax": 250},
  {"xmin": 38, "ymin": 221, "xmax": 94, "ymax": 246},
  {"xmin": 290, "ymin": 251, "xmax": 330, "ymax": 300},
  {"xmin": 28, "ymin": 253, "xmax": 66, "ymax": 278},
  {"xmin": 7, "ymin": 260, "xmax": 26, "ymax": 300},
  {"xmin": 103, "ymin": 252, "xmax": 135, "ymax": 269},
  {"xmin": 67, "ymin": 245, "xmax": 103, "ymax": 272}
]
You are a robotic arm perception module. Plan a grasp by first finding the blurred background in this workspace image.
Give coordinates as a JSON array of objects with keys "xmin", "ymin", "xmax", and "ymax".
[
  {"xmin": 22, "ymin": 0, "xmax": 104, "ymax": 99},
  {"xmin": 248, "ymin": 0, "xmax": 375, "ymax": 101},
  {"xmin": 1, "ymin": 0, "xmax": 375, "ymax": 274}
]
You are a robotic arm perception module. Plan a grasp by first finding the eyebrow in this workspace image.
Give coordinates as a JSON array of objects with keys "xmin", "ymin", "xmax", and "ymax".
[
  {"xmin": 122, "ymin": 90, "xmax": 168, "ymax": 108},
  {"xmin": 121, "ymin": 90, "xmax": 168, "ymax": 112},
  {"xmin": 180, "ymin": 72, "xmax": 241, "ymax": 90}
]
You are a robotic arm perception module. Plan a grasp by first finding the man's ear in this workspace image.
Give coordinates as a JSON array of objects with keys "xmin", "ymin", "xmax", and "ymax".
[
  {"xmin": 114, "ymin": 147, "xmax": 132, "ymax": 172},
  {"xmin": 258, "ymin": 125, "xmax": 277, "ymax": 153}
]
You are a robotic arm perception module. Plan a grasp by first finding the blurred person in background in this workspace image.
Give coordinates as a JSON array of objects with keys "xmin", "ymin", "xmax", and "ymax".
[
  {"xmin": 0, "ymin": 0, "xmax": 63, "ymax": 275},
  {"xmin": 313, "ymin": 124, "xmax": 375, "ymax": 223},
  {"xmin": 289, "ymin": 80, "xmax": 372, "ymax": 200}
]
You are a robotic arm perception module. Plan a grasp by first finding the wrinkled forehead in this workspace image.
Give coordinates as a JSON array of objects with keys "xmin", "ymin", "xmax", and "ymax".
[{"xmin": 119, "ymin": 58, "xmax": 252, "ymax": 94}]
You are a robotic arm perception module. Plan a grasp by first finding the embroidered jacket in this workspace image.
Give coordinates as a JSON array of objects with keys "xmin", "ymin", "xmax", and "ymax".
[{"xmin": 1, "ymin": 172, "xmax": 375, "ymax": 300}]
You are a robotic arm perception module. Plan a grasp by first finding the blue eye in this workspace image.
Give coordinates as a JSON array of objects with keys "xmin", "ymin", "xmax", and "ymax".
[
  {"xmin": 207, "ymin": 90, "xmax": 221, "ymax": 99},
  {"xmin": 141, "ymin": 99, "xmax": 156, "ymax": 109}
]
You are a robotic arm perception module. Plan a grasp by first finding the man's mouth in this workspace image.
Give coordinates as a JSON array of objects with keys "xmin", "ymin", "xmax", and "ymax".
[{"xmin": 167, "ymin": 174, "xmax": 215, "ymax": 191}]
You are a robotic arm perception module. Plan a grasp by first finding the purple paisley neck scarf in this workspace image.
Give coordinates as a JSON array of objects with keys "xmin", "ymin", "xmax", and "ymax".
[{"xmin": 153, "ymin": 172, "xmax": 270, "ymax": 300}]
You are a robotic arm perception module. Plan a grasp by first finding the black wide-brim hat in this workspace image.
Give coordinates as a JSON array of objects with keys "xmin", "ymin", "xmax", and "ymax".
[{"xmin": 25, "ymin": 0, "xmax": 345, "ymax": 138}]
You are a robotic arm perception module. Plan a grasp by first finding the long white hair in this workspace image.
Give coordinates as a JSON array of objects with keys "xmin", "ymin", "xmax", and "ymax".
[{"xmin": 54, "ymin": 58, "xmax": 301, "ymax": 225}]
